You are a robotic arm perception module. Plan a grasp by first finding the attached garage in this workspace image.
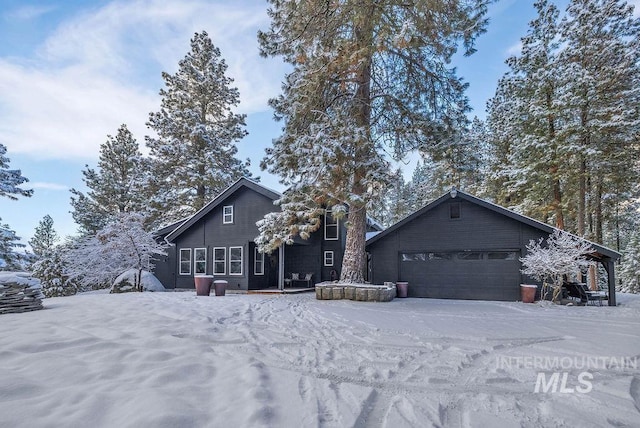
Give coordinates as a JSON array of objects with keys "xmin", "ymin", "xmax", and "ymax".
[
  {"xmin": 398, "ymin": 250, "xmax": 522, "ymax": 300},
  {"xmin": 366, "ymin": 190, "xmax": 620, "ymax": 304}
]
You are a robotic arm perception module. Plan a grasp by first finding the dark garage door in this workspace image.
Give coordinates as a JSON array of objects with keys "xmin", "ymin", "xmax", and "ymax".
[{"xmin": 399, "ymin": 250, "xmax": 522, "ymax": 301}]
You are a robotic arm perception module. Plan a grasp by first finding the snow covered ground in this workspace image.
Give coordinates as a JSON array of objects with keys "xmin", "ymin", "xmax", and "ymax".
[{"xmin": 1, "ymin": 291, "xmax": 639, "ymax": 427}]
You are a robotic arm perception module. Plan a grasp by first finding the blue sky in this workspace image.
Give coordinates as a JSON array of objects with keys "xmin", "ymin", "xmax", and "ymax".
[{"xmin": 1, "ymin": 0, "xmax": 637, "ymax": 246}]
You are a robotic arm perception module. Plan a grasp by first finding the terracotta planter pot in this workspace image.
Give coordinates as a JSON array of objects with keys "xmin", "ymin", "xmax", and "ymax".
[
  {"xmin": 520, "ymin": 284, "xmax": 537, "ymax": 303},
  {"xmin": 214, "ymin": 280, "xmax": 227, "ymax": 296},
  {"xmin": 194, "ymin": 275, "xmax": 214, "ymax": 296},
  {"xmin": 396, "ymin": 281, "xmax": 409, "ymax": 298}
]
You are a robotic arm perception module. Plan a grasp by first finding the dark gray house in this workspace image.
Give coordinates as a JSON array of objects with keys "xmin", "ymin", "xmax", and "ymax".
[
  {"xmin": 154, "ymin": 178, "xmax": 381, "ymax": 291},
  {"xmin": 366, "ymin": 189, "xmax": 620, "ymax": 305}
]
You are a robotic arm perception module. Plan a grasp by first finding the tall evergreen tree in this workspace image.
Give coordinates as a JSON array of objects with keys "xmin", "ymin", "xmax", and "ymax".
[
  {"xmin": 0, "ymin": 144, "xmax": 31, "ymax": 269},
  {"xmin": 487, "ymin": 0, "xmax": 569, "ymax": 228},
  {"xmin": 559, "ymin": 0, "xmax": 640, "ymax": 242},
  {"xmin": 70, "ymin": 124, "xmax": 148, "ymax": 235},
  {"xmin": 0, "ymin": 143, "xmax": 33, "ymax": 200},
  {"xmin": 257, "ymin": 0, "xmax": 489, "ymax": 282},
  {"xmin": 421, "ymin": 115, "xmax": 488, "ymax": 198},
  {"xmin": 29, "ymin": 215, "xmax": 59, "ymax": 258},
  {"xmin": 619, "ymin": 229, "xmax": 640, "ymax": 293},
  {"xmin": 146, "ymin": 31, "xmax": 250, "ymax": 225}
]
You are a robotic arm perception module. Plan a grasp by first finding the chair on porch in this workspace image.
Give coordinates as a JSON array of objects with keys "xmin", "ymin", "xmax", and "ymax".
[
  {"xmin": 563, "ymin": 281, "xmax": 607, "ymax": 306},
  {"xmin": 290, "ymin": 273, "xmax": 313, "ymax": 288}
]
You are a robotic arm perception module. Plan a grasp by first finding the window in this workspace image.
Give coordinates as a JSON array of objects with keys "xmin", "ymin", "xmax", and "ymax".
[
  {"xmin": 324, "ymin": 210, "xmax": 338, "ymax": 240},
  {"xmin": 427, "ymin": 252, "xmax": 452, "ymax": 260},
  {"xmin": 450, "ymin": 202, "xmax": 461, "ymax": 219},
  {"xmin": 324, "ymin": 251, "xmax": 334, "ymax": 267},
  {"xmin": 254, "ymin": 247, "xmax": 264, "ymax": 275},
  {"xmin": 229, "ymin": 246, "xmax": 243, "ymax": 275},
  {"xmin": 457, "ymin": 251, "xmax": 482, "ymax": 260},
  {"xmin": 223, "ymin": 205, "xmax": 234, "ymax": 224},
  {"xmin": 213, "ymin": 248, "xmax": 226, "ymax": 275},
  {"xmin": 194, "ymin": 248, "xmax": 207, "ymax": 275},
  {"xmin": 179, "ymin": 249, "xmax": 191, "ymax": 275},
  {"xmin": 487, "ymin": 251, "xmax": 517, "ymax": 260},
  {"xmin": 401, "ymin": 253, "xmax": 427, "ymax": 262}
]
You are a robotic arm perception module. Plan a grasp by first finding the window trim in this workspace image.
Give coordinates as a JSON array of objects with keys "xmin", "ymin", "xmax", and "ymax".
[
  {"xmin": 254, "ymin": 247, "xmax": 264, "ymax": 276},
  {"xmin": 223, "ymin": 205, "xmax": 234, "ymax": 224},
  {"xmin": 324, "ymin": 210, "xmax": 339, "ymax": 240},
  {"xmin": 324, "ymin": 251, "xmax": 334, "ymax": 267},
  {"xmin": 213, "ymin": 247, "xmax": 226, "ymax": 275},
  {"xmin": 229, "ymin": 246, "xmax": 243, "ymax": 276},
  {"xmin": 194, "ymin": 247, "xmax": 207, "ymax": 275},
  {"xmin": 179, "ymin": 248, "xmax": 192, "ymax": 275}
]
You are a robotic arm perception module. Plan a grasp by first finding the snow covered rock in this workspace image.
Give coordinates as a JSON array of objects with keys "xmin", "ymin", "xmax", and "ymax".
[
  {"xmin": 0, "ymin": 272, "xmax": 44, "ymax": 314},
  {"xmin": 111, "ymin": 270, "xmax": 165, "ymax": 293}
]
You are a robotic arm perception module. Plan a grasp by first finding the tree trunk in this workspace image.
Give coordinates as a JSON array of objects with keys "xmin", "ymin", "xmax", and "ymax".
[
  {"xmin": 553, "ymin": 177, "xmax": 564, "ymax": 230},
  {"xmin": 338, "ymin": 6, "xmax": 373, "ymax": 284},
  {"xmin": 595, "ymin": 178, "xmax": 603, "ymax": 243},
  {"xmin": 340, "ymin": 204, "xmax": 367, "ymax": 283},
  {"xmin": 547, "ymin": 93, "xmax": 564, "ymax": 230},
  {"xmin": 578, "ymin": 156, "xmax": 586, "ymax": 236}
]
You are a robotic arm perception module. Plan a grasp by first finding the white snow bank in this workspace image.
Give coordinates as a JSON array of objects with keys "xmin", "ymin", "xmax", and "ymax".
[
  {"xmin": 0, "ymin": 292, "xmax": 639, "ymax": 427},
  {"xmin": 0, "ymin": 271, "xmax": 40, "ymax": 288},
  {"xmin": 111, "ymin": 269, "xmax": 165, "ymax": 292}
]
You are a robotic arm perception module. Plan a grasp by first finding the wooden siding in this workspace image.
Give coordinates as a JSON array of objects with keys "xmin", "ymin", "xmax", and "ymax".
[
  {"xmin": 171, "ymin": 186, "xmax": 280, "ymax": 290},
  {"xmin": 154, "ymin": 182, "xmax": 349, "ymax": 290}
]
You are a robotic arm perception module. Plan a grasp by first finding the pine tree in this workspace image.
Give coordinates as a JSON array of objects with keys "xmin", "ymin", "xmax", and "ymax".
[
  {"xmin": 0, "ymin": 143, "xmax": 33, "ymax": 200},
  {"xmin": 368, "ymin": 169, "xmax": 412, "ymax": 227},
  {"xmin": 257, "ymin": 1, "xmax": 489, "ymax": 282},
  {"xmin": 0, "ymin": 144, "xmax": 31, "ymax": 269},
  {"xmin": 619, "ymin": 230, "xmax": 640, "ymax": 293},
  {"xmin": 70, "ymin": 124, "xmax": 149, "ymax": 235},
  {"xmin": 0, "ymin": 219, "xmax": 26, "ymax": 270},
  {"xmin": 487, "ymin": 0, "xmax": 570, "ymax": 228},
  {"xmin": 29, "ymin": 215, "xmax": 59, "ymax": 258},
  {"xmin": 146, "ymin": 31, "xmax": 250, "ymax": 226},
  {"xmin": 32, "ymin": 244, "xmax": 78, "ymax": 297},
  {"xmin": 558, "ymin": 0, "xmax": 640, "ymax": 241},
  {"xmin": 420, "ymin": 115, "xmax": 488, "ymax": 198}
]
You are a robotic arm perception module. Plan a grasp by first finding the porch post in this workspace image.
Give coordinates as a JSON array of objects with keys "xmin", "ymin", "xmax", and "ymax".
[
  {"xmin": 278, "ymin": 244, "xmax": 285, "ymax": 290},
  {"xmin": 604, "ymin": 259, "xmax": 616, "ymax": 306}
]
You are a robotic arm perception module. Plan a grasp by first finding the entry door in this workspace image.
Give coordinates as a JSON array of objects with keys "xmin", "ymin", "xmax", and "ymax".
[{"xmin": 249, "ymin": 243, "xmax": 274, "ymax": 290}]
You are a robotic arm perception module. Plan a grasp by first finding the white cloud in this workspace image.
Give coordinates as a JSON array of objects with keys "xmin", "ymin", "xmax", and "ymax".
[
  {"xmin": 631, "ymin": 0, "xmax": 640, "ymax": 17},
  {"xmin": 26, "ymin": 182, "xmax": 69, "ymax": 191},
  {"xmin": 505, "ymin": 41, "xmax": 522, "ymax": 57},
  {"xmin": 4, "ymin": 5, "xmax": 56, "ymax": 21},
  {"xmin": 0, "ymin": 0, "xmax": 286, "ymax": 161}
]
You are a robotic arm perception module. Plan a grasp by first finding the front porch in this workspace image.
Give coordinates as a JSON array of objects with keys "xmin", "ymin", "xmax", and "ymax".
[{"xmin": 247, "ymin": 286, "xmax": 315, "ymax": 295}]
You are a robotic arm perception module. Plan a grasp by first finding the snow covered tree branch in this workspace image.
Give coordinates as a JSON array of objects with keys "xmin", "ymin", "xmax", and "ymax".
[
  {"xmin": 64, "ymin": 213, "xmax": 167, "ymax": 291},
  {"xmin": 520, "ymin": 229, "xmax": 596, "ymax": 301},
  {"xmin": 258, "ymin": 0, "xmax": 490, "ymax": 282}
]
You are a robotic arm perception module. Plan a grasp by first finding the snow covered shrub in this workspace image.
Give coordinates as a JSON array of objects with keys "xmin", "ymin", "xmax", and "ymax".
[
  {"xmin": 520, "ymin": 229, "xmax": 595, "ymax": 302},
  {"xmin": 65, "ymin": 213, "xmax": 167, "ymax": 292},
  {"xmin": 111, "ymin": 269, "xmax": 165, "ymax": 293},
  {"xmin": 31, "ymin": 247, "xmax": 78, "ymax": 297},
  {"xmin": 619, "ymin": 231, "xmax": 640, "ymax": 294}
]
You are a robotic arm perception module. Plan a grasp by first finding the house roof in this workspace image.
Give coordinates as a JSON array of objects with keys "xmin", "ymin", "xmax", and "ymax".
[
  {"xmin": 154, "ymin": 217, "xmax": 189, "ymax": 238},
  {"xmin": 366, "ymin": 189, "xmax": 621, "ymax": 261},
  {"xmin": 162, "ymin": 177, "xmax": 385, "ymax": 243},
  {"xmin": 165, "ymin": 177, "xmax": 281, "ymax": 242}
]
